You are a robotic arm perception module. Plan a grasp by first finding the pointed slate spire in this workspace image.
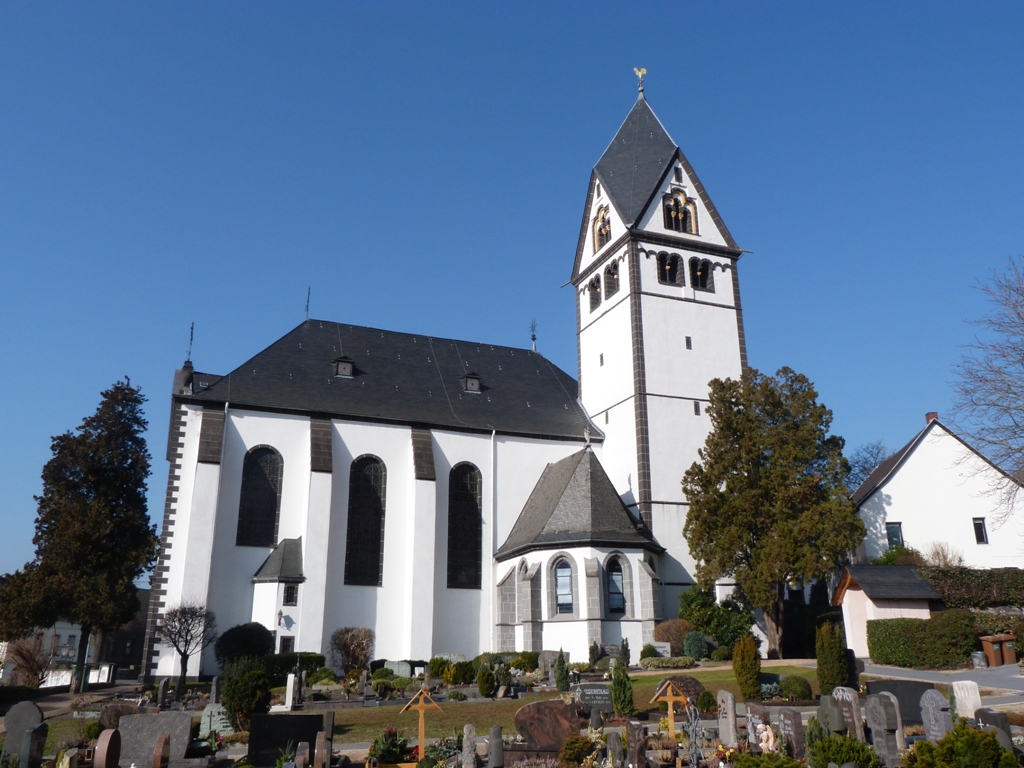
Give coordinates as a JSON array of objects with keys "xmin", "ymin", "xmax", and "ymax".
[{"xmin": 594, "ymin": 93, "xmax": 679, "ymax": 228}]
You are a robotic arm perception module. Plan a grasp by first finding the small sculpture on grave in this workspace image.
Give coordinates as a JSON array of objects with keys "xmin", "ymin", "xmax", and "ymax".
[{"xmin": 756, "ymin": 724, "xmax": 777, "ymax": 753}]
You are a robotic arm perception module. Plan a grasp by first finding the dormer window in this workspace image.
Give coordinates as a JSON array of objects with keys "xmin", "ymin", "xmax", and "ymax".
[
  {"xmin": 333, "ymin": 356, "xmax": 354, "ymax": 378},
  {"xmin": 593, "ymin": 207, "xmax": 611, "ymax": 252},
  {"xmin": 663, "ymin": 192, "xmax": 697, "ymax": 235},
  {"xmin": 463, "ymin": 372, "xmax": 481, "ymax": 393}
]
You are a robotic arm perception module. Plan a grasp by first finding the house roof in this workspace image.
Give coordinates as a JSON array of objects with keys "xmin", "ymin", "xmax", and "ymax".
[
  {"xmin": 181, "ymin": 320, "xmax": 598, "ymax": 442},
  {"xmin": 832, "ymin": 565, "xmax": 940, "ymax": 606},
  {"xmin": 495, "ymin": 447, "xmax": 663, "ymax": 561},
  {"xmin": 253, "ymin": 538, "xmax": 305, "ymax": 583}
]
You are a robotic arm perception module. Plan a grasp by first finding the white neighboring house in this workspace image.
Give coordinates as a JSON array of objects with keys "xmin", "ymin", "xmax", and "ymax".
[
  {"xmin": 142, "ymin": 91, "xmax": 750, "ymax": 682},
  {"xmin": 854, "ymin": 412, "xmax": 1024, "ymax": 567},
  {"xmin": 0, "ymin": 620, "xmax": 112, "ymax": 687}
]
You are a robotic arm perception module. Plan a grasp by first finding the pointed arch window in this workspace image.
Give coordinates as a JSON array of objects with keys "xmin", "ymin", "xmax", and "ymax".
[
  {"xmin": 588, "ymin": 276, "xmax": 602, "ymax": 312},
  {"xmin": 657, "ymin": 253, "xmax": 684, "ymax": 286},
  {"xmin": 604, "ymin": 261, "xmax": 620, "ymax": 298},
  {"xmin": 593, "ymin": 207, "xmax": 611, "ymax": 252},
  {"xmin": 344, "ymin": 456, "xmax": 387, "ymax": 586},
  {"xmin": 690, "ymin": 258, "xmax": 715, "ymax": 292},
  {"xmin": 554, "ymin": 559, "xmax": 573, "ymax": 614},
  {"xmin": 607, "ymin": 558, "xmax": 625, "ymax": 614},
  {"xmin": 663, "ymin": 192, "xmax": 698, "ymax": 234},
  {"xmin": 236, "ymin": 446, "xmax": 283, "ymax": 547},
  {"xmin": 447, "ymin": 463, "xmax": 482, "ymax": 589}
]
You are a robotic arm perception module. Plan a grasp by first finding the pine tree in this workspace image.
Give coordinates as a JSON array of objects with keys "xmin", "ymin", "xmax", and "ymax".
[
  {"xmin": 0, "ymin": 380, "xmax": 158, "ymax": 691},
  {"xmin": 554, "ymin": 648, "xmax": 570, "ymax": 692},
  {"xmin": 611, "ymin": 655, "xmax": 634, "ymax": 716}
]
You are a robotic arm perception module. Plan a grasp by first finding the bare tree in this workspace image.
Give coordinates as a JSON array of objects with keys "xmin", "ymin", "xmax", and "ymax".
[
  {"xmin": 846, "ymin": 440, "xmax": 892, "ymax": 491},
  {"xmin": 924, "ymin": 541, "xmax": 965, "ymax": 568},
  {"xmin": 8, "ymin": 631, "xmax": 52, "ymax": 688},
  {"xmin": 329, "ymin": 627, "xmax": 374, "ymax": 674},
  {"xmin": 159, "ymin": 602, "xmax": 217, "ymax": 700},
  {"xmin": 953, "ymin": 257, "xmax": 1024, "ymax": 521}
]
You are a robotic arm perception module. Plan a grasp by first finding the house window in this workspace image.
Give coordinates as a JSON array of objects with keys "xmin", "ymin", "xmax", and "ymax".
[
  {"xmin": 593, "ymin": 207, "xmax": 611, "ymax": 252},
  {"xmin": 279, "ymin": 636, "xmax": 294, "ymax": 654},
  {"xmin": 685, "ymin": 336, "xmax": 692, "ymax": 350},
  {"xmin": 693, "ymin": 401, "xmax": 701, "ymax": 416},
  {"xmin": 885, "ymin": 522, "xmax": 904, "ymax": 549},
  {"xmin": 554, "ymin": 559, "xmax": 573, "ymax": 614},
  {"xmin": 589, "ymin": 276, "xmax": 602, "ymax": 312},
  {"xmin": 448, "ymin": 463, "xmax": 482, "ymax": 589},
  {"xmin": 690, "ymin": 258, "xmax": 715, "ymax": 292},
  {"xmin": 604, "ymin": 262, "xmax": 620, "ymax": 298},
  {"xmin": 657, "ymin": 253, "xmax": 683, "ymax": 285},
  {"xmin": 68, "ymin": 635, "xmax": 77, "ymax": 649},
  {"xmin": 344, "ymin": 456, "xmax": 387, "ymax": 586},
  {"xmin": 974, "ymin": 517, "xmax": 989, "ymax": 544},
  {"xmin": 607, "ymin": 559, "xmax": 625, "ymax": 614},
  {"xmin": 283, "ymin": 584, "xmax": 299, "ymax": 606},
  {"xmin": 236, "ymin": 446, "xmax": 283, "ymax": 547}
]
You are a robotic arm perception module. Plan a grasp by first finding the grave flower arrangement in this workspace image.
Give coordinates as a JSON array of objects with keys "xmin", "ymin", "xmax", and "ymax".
[
  {"xmin": 714, "ymin": 744, "xmax": 736, "ymax": 766},
  {"xmin": 368, "ymin": 728, "xmax": 410, "ymax": 764}
]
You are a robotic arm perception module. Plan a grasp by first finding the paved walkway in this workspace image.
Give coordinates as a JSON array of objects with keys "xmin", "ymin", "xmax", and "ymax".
[
  {"xmin": 861, "ymin": 660, "xmax": 1024, "ymax": 706},
  {"xmin": 0, "ymin": 683, "xmax": 141, "ymax": 735}
]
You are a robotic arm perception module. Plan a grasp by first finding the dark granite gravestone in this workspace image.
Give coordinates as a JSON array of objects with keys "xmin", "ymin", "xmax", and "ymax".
[
  {"xmin": 313, "ymin": 733, "xmax": 327, "ymax": 768},
  {"xmin": 717, "ymin": 691, "xmax": 738, "ymax": 748},
  {"xmin": 777, "ymin": 708, "xmax": 805, "ymax": 761},
  {"xmin": 152, "ymin": 733, "xmax": 170, "ymax": 768},
  {"xmin": 832, "ymin": 687, "xmax": 865, "ymax": 742},
  {"xmin": 248, "ymin": 714, "xmax": 327, "ymax": 767},
  {"xmin": 513, "ymin": 700, "xmax": 584, "ymax": 750},
  {"xmin": 606, "ymin": 732, "xmax": 623, "ymax": 768},
  {"xmin": 211, "ymin": 676, "xmax": 220, "ymax": 704},
  {"xmin": 865, "ymin": 695, "xmax": 901, "ymax": 767},
  {"xmin": 818, "ymin": 695, "xmax": 848, "ymax": 737},
  {"xmin": 623, "ymin": 720, "xmax": 647, "ymax": 768},
  {"xmin": 119, "ymin": 713, "xmax": 194, "ymax": 768},
  {"xmin": 876, "ymin": 692, "xmax": 905, "ymax": 751},
  {"xmin": 975, "ymin": 709, "xmax": 1012, "ymax": 745},
  {"xmin": 865, "ymin": 680, "xmax": 933, "ymax": 725},
  {"xmin": 100, "ymin": 702, "xmax": 140, "ymax": 730},
  {"xmin": 980, "ymin": 725, "xmax": 1015, "ymax": 755},
  {"xmin": 920, "ymin": 690, "xmax": 952, "ymax": 744},
  {"xmin": 488, "ymin": 725, "xmax": 503, "ymax": 768},
  {"xmin": 2, "ymin": 702, "xmax": 45, "ymax": 758},
  {"xmin": 157, "ymin": 679, "xmax": 169, "ymax": 709},
  {"xmin": 658, "ymin": 676, "xmax": 705, "ymax": 704},
  {"xmin": 576, "ymin": 682, "xmax": 614, "ymax": 712},
  {"xmin": 19, "ymin": 723, "xmax": 47, "ymax": 768},
  {"xmin": 746, "ymin": 703, "xmax": 771, "ymax": 747},
  {"xmin": 94, "ymin": 729, "xmax": 121, "ymax": 768}
]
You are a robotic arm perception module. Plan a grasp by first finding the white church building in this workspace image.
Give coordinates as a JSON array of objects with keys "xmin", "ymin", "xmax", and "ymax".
[{"xmin": 142, "ymin": 91, "xmax": 749, "ymax": 681}]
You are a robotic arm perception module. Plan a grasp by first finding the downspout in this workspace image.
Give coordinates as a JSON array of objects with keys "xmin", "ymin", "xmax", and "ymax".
[{"xmin": 490, "ymin": 428, "xmax": 497, "ymax": 651}]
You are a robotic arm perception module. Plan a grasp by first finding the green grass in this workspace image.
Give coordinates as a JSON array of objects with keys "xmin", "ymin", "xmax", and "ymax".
[{"xmin": 0, "ymin": 717, "xmax": 90, "ymax": 756}]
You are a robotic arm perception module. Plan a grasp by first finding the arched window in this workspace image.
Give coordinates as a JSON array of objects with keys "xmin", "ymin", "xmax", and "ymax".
[
  {"xmin": 588, "ymin": 276, "xmax": 602, "ymax": 312},
  {"xmin": 607, "ymin": 558, "xmax": 625, "ymax": 614},
  {"xmin": 663, "ymin": 193, "xmax": 697, "ymax": 234},
  {"xmin": 236, "ymin": 446, "xmax": 283, "ymax": 547},
  {"xmin": 447, "ymin": 463, "xmax": 482, "ymax": 589},
  {"xmin": 554, "ymin": 559, "xmax": 573, "ymax": 614},
  {"xmin": 604, "ymin": 261, "xmax": 620, "ymax": 298},
  {"xmin": 657, "ymin": 253, "xmax": 683, "ymax": 286},
  {"xmin": 690, "ymin": 258, "xmax": 715, "ymax": 292},
  {"xmin": 344, "ymin": 456, "xmax": 387, "ymax": 586},
  {"xmin": 593, "ymin": 207, "xmax": 611, "ymax": 252}
]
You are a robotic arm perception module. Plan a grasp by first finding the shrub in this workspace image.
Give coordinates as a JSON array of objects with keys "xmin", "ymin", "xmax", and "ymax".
[
  {"xmin": 444, "ymin": 661, "xmax": 475, "ymax": 686},
  {"xmin": 511, "ymin": 652, "xmax": 539, "ymax": 672},
  {"xmin": 872, "ymin": 545, "xmax": 925, "ymax": 566},
  {"xmin": 678, "ymin": 589, "xmax": 757, "ymax": 649},
  {"xmin": 732, "ymin": 635, "xmax": 761, "ymax": 701},
  {"xmin": 779, "ymin": 675, "xmax": 812, "ymax": 700},
  {"xmin": 654, "ymin": 618, "xmax": 695, "ymax": 657},
  {"xmin": 695, "ymin": 690, "xmax": 717, "ymax": 713},
  {"xmin": 559, "ymin": 735, "xmax": 595, "ymax": 767},
  {"xmin": 555, "ymin": 649, "xmax": 570, "ymax": 692},
  {"xmin": 417, "ymin": 758, "xmax": 440, "ymax": 768},
  {"xmin": 367, "ymin": 728, "xmax": 407, "ymax": 763},
  {"xmin": 710, "ymin": 647, "xmax": 731, "ymax": 661},
  {"xmin": 618, "ymin": 638, "xmax": 631, "ymax": 667},
  {"xmin": 589, "ymin": 641, "xmax": 602, "ymax": 668},
  {"xmin": 493, "ymin": 664, "xmax": 513, "ymax": 688},
  {"xmin": 329, "ymin": 627, "xmax": 375, "ymax": 672},
  {"xmin": 476, "ymin": 666, "xmax": 496, "ymax": 697},
  {"xmin": 593, "ymin": 656, "xmax": 611, "ymax": 671},
  {"xmin": 429, "ymin": 656, "xmax": 451, "ymax": 678},
  {"xmin": 639, "ymin": 656, "xmax": 696, "ymax": 670},
  {"xmin": 222, "ymin": 657, "xmax": 272, "ymax": 732},
  {"xmin": 307, "ymin": 667, "xmax": 337, "ymax": 685},
  {"xmin": 867, "ymin": 609, "xmax": 976, "ymax": 669},
  {"xmin": 683, "ymin": 632, "xmax": 709, "ymax": 660},
  {"xmin": 447, "ymin": 690, "xmax": 467, "ymax": 701},
  {"xmin": 82, "ymin": 721, "xmax": 104, "ymax": 742},
  {"xmin": 733, "ymin": 754, "xmax": 802, "ymax": 768},
  {"xmin": 921, "ymin": 566, "xmax": 1024, "ymax": 609},
  {"xmin": 640, "ymin": 643, "xmax": 658, "ymax": 660},
  {"xmin": 610, "ymin": 658, "xmax": 634, "ymax": 717},
  {"xmin": 760, "ymin": 682, "xmax": 781, "ymax": 699},
  {"xmin": 264, "ymin": 652, "xmax": 325, "ymax": 686},
  {"xmin": 679, "ymin": 588, "xmax": 719, "ymax": 630},
  {"xmin": 372, "ymin": 667, "xmax": 395, "ymax": 680},
  {"xmin": 215, "ymin": 623, "xmax": 275, "ymax": 667},
  {"xmin": 816, "ymin": 621, "xmax": 848, "ymax": 696},
  {"xmin": 904, "ymin": 720, "xmax": 1016, "ymax": 767},
  {"xmin": 807, "ymin": 734, "xmax": 883, "ymax": 768},
  {"xmin": 569, "ymin": 662, "xmax": 590, "ymax": 674}
]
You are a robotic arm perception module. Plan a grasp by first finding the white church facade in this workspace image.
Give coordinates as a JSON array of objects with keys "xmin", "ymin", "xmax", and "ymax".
[{"xmin": 142, "ymin": 91, "xmax": 749, "ymax": 680}]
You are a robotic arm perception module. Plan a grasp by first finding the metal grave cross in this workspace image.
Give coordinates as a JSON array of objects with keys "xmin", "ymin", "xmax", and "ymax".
[
  {"xmin": 400, "ymin": 687, "xmax": 443, "ymax": 758},
  {"xmin": 650, "ymin": 681, "xmax": 690, "ymax": 736}
]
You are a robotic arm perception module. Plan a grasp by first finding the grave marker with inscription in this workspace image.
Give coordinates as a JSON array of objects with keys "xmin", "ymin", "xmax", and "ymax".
[
  {"xmin": 488, "ymin": 725, "xmax": 503, "ymax": 768},
  {"xmin": 2, "ymin": 702, "xmax": 44, "ymax": 759},
  {"xmin": 745, "ymin": 704, "xmax": 770, "ymax": 747},
  {"xmin": 777, "ymin": 708, "xmax": 805, "ymax": 760},
  {"xmin": 877, "ymin": 692, "xmax": 905, "ymax": 750},
  {"xmin": 951, "ymin": 681, "xmax": 981, "ymax": 720},
  {"xmin": 920, "ymin": 690, "xmax": 952, "ymax": 744},
  {"xmin": 832, "ymin": 687, "xmax": 865, "ymax": 742},
  {"xmin": 717, "ymin": 691, "xmax": 737, "ymax": 748},
  {"xmin": 818, "ymin": 695, "xmax": 848, "ymax": 737},
  {"xmin": 865, "ymin": 695, "xmax": 902, "ymax": 767}
]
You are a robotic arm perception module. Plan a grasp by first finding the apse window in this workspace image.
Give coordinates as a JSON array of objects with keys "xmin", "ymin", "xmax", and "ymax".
[
  {"xmin": 885, "ymin": 522, "xmax": 904, "ymax": 549},
  {"xmin": 283, "ymin": 584, "xmax": 298, "ymax": 606},
  {"xmin": 555, "ymin": 559, "xmax": 573, "ymax": 614},
  {"xmin": 973, "ymin": 517, "xmax": 989, "ymax": 544}
]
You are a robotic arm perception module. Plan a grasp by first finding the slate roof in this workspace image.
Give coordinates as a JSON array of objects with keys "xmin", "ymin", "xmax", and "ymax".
[
  {"xmin": 833, "ymin": 565, "xmax": 940, "ymax": 605},
  {"xmin": 495, "ymin": 448, "xmax": 662, "ymax": 561},
  {"xmin": 253, "ymin": 538, "xmax": 305, "ymax": 583},
  {"xmin": 182, "ymin": 320, "xmax": 597, "ymax": 442}
]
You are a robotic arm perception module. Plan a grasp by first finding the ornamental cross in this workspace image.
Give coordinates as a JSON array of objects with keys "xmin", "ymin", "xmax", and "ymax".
[
  {"xmin": 400, "ymin": 686, "xmax": 442, "ymax": 758},
  {"xmin": 634, "ymin": 67, "xmax": 647, "ymax": 92},
  {"xmin": 650, "ymin": 680, "xmax": 689, "ymax": 737}
]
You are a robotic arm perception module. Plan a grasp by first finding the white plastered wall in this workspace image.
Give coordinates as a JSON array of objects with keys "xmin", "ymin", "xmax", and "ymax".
[
  {"xmin": 841, "ymin": 588, "xmax": 932, "ymax": 658},
  {"xmin": 634, "ymin": 162, "xmax": 731, "ymax": 249}
]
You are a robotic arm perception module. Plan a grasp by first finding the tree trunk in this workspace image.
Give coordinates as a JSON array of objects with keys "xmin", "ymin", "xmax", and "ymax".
[
  {"xmin": 176, "ymin": 651, "xmax": 190, "ymax": 701},
  {"xmin": 72, "ymin": 623, "xmax": 92, "ymax": 694},
  {"xmin": 763, "ymin": 586, "xmax": 785, "ymax": 658}
]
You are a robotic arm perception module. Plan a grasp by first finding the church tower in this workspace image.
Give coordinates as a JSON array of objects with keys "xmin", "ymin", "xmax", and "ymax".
[{"xmin": 572, "ymin": 87, "xmax": 748, "ymax": 611}]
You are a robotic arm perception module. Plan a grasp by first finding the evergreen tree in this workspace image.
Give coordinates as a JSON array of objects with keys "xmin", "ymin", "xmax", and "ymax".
[
  {"xmin": 0, "ymin": 380, "xmax": 158, "ymax": 691},
  {"xmin": 815, "ymin": 621, "xmax": 848, "ymax": 696},
  {"xmin": 611, "ymin": 655, "xmax": 634, "ymax": 716},
  {"xmin": 554, "ymin": 648, "xmax": 570, "ymax": 692},
  {"xmin": 589, "ymin": 640, "xmax": 602, "ymax": 669},
  {"xmin": 618, "ymin": 637, "xmax": 630, "ymax": 667}
]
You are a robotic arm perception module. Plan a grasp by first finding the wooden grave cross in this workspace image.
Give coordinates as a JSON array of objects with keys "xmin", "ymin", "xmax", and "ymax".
[
  {"xmin": 400, "ymin": 687, "xmax": 443, "ymax": 759},
  {"xmin": 650, "ymin": 681, "xmax": 690, "ymax": 737}
]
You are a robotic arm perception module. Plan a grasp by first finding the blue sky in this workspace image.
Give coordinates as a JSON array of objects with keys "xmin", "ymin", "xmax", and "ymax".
[{"xmin": 2, "ymin": 3, "xmax": 1023, "ymax": 577}]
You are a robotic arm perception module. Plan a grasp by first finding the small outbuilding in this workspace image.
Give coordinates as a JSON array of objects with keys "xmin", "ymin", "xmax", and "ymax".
[{"xmin": 833, "ymin": 565, "xmax": 941, "ymax": 658}]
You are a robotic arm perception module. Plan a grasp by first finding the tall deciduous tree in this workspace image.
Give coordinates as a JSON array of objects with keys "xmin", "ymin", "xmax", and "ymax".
[
  {"xmin": 953, "ymin": 258, "xmax": 1024, "ymax": 519},
  {"xmin": 160, "ymin": 601, "xmax": 218, "ymax": 700},
  {"xmin": 846, "ymin": 440, "xmax": 891, "ymax": 491},
  {"xmin": 682, "ymin": 367, "xmax": 864, "ymax": 656},
  {"xmin": 0, "ymin": 380, "xmax": 158, "ymax": 691}
]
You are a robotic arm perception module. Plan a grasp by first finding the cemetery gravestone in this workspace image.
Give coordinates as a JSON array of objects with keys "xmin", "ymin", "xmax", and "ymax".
[
  {"xmin": 818, "ymin": 695, "xmax": 848, "ymax": 737},
  {"xmin": 975, "ymin": 709, "xmax": 1013, "ymax": 749},
  {"xmin": 19, "ymin": 723, "xmax": 48, "ymax": 768},
  {"xmin": 119, "ymin": 713, "xmax": 193, "ymax": 768},
  {"xmin": 920, "ymin": 690, "xmax": 952, "ymax": 744},
  {"xmin": 384, "ymin": 660, "xmax": 412, "ymax": 678},
  {"xmin": 152, "ymin": 733, "xmax": 170, "ymax": 768},
  {"xmin": 211, "ymin": 675, "xmax": 220, "ymax": 704},
  {"xmin": 513, "ymin": 700, "xmax": 583, "ymax": 751},
  {"xmin": 746, "ymin": 704, "xmax": 770, "ymax": 747},
  {"xmin": 2, "ymin": 702, "xmax": 44, "ymax": 758},
  {"xmin": 57, "ymin": 748, "xmax": 78, "ymax": 768},
  {"xmin": 865, "ymin": 680, "xmax": 934, "ymax": 725},
  {"xmin": 157, "ymin": 679, "xmax": 168, "ymax": 709},
  {"xmin": 199, "ymin": 703, "xmax": 234, "ymax": 739},
  {"xmin": 623, "ymin": 720, "xmax": 647, "ymax": 768},
  {"xmin": 717, "ymin": 691, "xmax": 737, "ymax": 748},
  {"xmin": 248, "ymin": 714, "xmax": 326, "ymax": 767},
  {"xmin": 94, "ymin": 729, "xmax": 121, "ymax": 768},
  {"xmin": 488, "ymin": 725, "xmax": 503, "ymax": 768},
  {"xmin": 864, "ymin": 695, "xmax": 902, "ymax": 767},
  {"xmin": 462, "ymin": 724, "xmax": 476, "ymax": 768},
  {"xmin": 606, "ymin": 732, "xmax": 623, "ymax": 768},
  {"xmin": 980, "ymin": 725, "xmax": 1015, "ymax": 755},
  {"xmin": 877, "ymin": 692, "xmax": 905, "ymax": 750},
  {"xmin": 951, "ymin": 681, "xmax": 981, "ymax": 720},
  {"xmin": 295, "ymin": 741, "xmax": 309, "ymax": 768},
  {"xmin": 777, "ymin": 708, "xmax": 806, "ymax": 761},
  {"xmin": 313, "ymin": 733, "xmax": 327, "ymax": 768},
  {"xmin": 832, "ymin": 687, "xmax": 865, "ymax": 742}
]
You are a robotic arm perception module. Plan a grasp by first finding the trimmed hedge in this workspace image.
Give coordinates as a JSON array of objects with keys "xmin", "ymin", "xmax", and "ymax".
[
  {"xmin": 921, "ymin": 566, "xmax": 1024, "ymax": 609},
  {"xmin": 866, "ymin": 609, "xmax": 976, "ymax": 669},
  {"xmin": 639, "ymin": 656, "xmax": 697, "ymax": 670}
]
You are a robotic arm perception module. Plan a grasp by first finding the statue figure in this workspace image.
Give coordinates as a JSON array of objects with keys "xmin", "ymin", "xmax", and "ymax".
[{"xmin": 757, "ymin": 723, "xmax": 776, "ymax": 753}]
